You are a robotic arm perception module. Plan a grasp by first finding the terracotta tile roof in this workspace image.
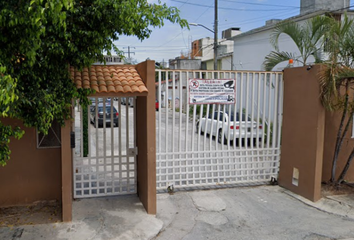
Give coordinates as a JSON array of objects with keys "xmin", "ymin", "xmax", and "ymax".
[{"xmin": 70, "ymin": 65, "xmax": 148, "ymax": 94}]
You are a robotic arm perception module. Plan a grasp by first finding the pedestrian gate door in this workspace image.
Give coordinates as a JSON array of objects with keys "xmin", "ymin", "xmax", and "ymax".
[{"xmin": 73, "ymin": 97, "xmax": 137, "ymax": 198}]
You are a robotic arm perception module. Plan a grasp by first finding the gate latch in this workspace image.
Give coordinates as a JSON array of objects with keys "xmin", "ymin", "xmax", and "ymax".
[
  {"xmin": 70, "ymin": 131, "xmax": 75, "ymax": 149},
  {"xmin": 128, "ymin": 147, "xmax": 138, "ymax": 156}
]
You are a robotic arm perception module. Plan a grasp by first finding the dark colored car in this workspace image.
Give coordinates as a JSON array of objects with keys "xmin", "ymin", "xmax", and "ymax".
[
  {"xmin": 90, "ymin": 97, "xmax": 111, "ymax": 107},
  {"xmin": 90, "ymin": 104, "xmax": 119, "ymax": 127},
  {"xmin": 155, "ymin": 100, "xmax": 159, "ymax": 111}
]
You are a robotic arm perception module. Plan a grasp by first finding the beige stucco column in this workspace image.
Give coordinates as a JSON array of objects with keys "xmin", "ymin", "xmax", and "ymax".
[
  {"xmin": 61, "ymin": 118, "xmax": 73, "ymax": 221},
  {"xmin": 135, "ymin": 60, "xmax": 157, "ymax": 214},
  {"xmin": 279, "ymin": 65, "xmax": 324, "ymax": 202}
]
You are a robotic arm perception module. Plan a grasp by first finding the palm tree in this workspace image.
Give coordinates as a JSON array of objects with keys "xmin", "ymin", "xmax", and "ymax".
[
  {"xmin": 263, "ymin": 15, "xmax": 332, "ymax": 71},
  {"xmin": 318, "ymin": 15, "xmax": 354, "ymax": 184},
  {"xmin": 266, "ymin": 14, "xmax": 354, "ymax": 184}
]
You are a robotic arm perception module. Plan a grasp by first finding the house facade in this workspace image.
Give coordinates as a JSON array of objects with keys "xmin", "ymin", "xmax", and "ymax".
[
  {"xmin": 169, "ymin": 58, "xmax": 201, "ymax": 70},
  {"xmin": 232, "ymin": 0, "xmax": 352, "ymax": 71}
]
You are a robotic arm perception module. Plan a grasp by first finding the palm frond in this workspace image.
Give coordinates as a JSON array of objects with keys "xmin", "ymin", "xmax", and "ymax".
[
  {"xmin": 336, "ymin": 66, "xmax": 354, "ymax": 81},
  {"xmin": 319, "ymin": 63, "xmax": 340, "ymax": 111},
  {"xmin": 270, "ymin": 20, "xmax": 303, "ymax": 52},
  {"xmin": 263, "ymin": 51, "xmax": 298, "ymax": 71},
  {"xmin": 308, "ymin": 15, "xmax": 333, "ymax": 44},
  {"xmin": 268, "ymin": 16, "xmax": 333, "ymax": 67}
]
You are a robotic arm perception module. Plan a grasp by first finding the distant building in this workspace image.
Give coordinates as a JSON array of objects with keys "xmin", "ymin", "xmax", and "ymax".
[
  {"xmin": 169, "ymin": 58, "xmax": 202, "ymax": 70},
  {"xmin": 232, "ymin": 0, "xmax": 353, "ymax": 71},
  {"xmin": 192, "ymin": 28, "xmax": 242, "ymax": 70}
]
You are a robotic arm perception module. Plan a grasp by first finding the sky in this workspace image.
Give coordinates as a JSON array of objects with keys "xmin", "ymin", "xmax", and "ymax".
[{"xmin": 114, "ymin": 0, "xmax": 352, "ymax": 64}]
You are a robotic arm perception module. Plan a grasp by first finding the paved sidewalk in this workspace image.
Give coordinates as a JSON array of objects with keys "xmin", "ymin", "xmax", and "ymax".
[
  {"xmin": 0, "ymin": 185, "xmax": 354, "ymax": 240},
  {"xmin": 0, "ymin": 195, "xmax": 163, "ymax": 240}
]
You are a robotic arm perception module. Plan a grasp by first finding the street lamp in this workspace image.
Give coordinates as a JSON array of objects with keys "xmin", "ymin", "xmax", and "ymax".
[
  {"xmin": 189, "ymin": 23, "xmax": 214, "ymax": 33},
  {"xmin": 190, "ymin": 22, "xmax": 218, "ymax": 71}
]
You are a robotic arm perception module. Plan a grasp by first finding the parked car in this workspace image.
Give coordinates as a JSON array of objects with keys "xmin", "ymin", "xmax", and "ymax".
[
  {"xmin": 121, "ymin": 97, "xmax": 133, "ymax": 107},
  {"xmin": 90, "ymin": 97, "xmax": 97, "ymax": 106},
  {"xmin": 121, "ymin": 97, "xmax": 127, "ymax": 105},
  {"xmin": 90, "ymin": 104, "xmax": 119, "ymax": 127},
  {"xmin": 196, "ymin": 111, "xmax": 262, "ymax": 145},
  {"xmin": 155, "ymin": 100, "xmax": 159, "ymax": 111},
  {"xmin": 90, "ymin": 97, "xmax": 111, "ymax": 106}
]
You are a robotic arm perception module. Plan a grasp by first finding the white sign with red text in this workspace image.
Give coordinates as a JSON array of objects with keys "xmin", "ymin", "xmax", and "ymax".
[{"xmin": 189, "ymin": 79, "xmax": 235, "ymax": 104}]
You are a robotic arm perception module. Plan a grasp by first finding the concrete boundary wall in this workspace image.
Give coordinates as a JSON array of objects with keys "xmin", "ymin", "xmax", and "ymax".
[
  {"xmin": 0, "ymin": 118, "xmax": 62, "ymax": 207},
  {"xmin": 279, "ymin": 66, "xmax": 325, "ymax": 202}
]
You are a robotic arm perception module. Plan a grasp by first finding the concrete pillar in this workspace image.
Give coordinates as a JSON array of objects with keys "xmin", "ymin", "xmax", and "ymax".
[
  {"xmin": 279, "ymin": 65, "xmax": 324, "ymax": 202},
  {"xmin": 61, "ymin": 118, "xmax": 73, "ymax": 221},
  {"xmin": 135, "ymin": 60, "xmax": 157, "ymax": 214}
]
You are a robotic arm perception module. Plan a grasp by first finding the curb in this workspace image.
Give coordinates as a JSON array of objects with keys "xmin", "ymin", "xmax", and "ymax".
[{"xmin": 283, "ymin": 189, "xmax": 354, "ymax": 220}]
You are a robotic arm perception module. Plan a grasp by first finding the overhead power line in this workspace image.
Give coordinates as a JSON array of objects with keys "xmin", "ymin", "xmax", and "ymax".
[
  {"xmin": 171, "ymin": 0, "xmax": 299, "ymax": 11},
  {"xmin": 218, "ymin": 0, "xmax": 300, "ymax": 8}
]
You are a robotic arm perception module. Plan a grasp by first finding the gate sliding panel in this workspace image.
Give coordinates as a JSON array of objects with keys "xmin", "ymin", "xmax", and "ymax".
[{"xmin": 156, "ymin": 70, "xmax": 283, "ymax": 191}]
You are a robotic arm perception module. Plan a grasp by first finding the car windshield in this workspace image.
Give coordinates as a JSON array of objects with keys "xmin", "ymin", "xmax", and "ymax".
[
  {"xmin": 98, "ymin": 106, "xmax": 117, "ymax": 113},
  {"xmin": 229, "ymin": 113, "xmax": 251, "ymax": 121}
]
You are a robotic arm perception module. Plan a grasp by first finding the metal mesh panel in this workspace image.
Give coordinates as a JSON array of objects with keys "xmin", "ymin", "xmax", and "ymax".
[
  {"xmin": 156, "ymin": 70, "xmax": 283, "ymax": 190},
  {"xmin": 73, "ymin": 97, "xmax": 137, "ymax": 198}
]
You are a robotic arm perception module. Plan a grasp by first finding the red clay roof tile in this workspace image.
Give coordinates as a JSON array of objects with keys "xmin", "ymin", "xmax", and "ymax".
[{"xmin": 70, "ymin": 65, "xmax": 148, "ymax": 94}]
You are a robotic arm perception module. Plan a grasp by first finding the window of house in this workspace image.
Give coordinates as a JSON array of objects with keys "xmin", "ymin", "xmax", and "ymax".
[{"xmin": 37, "ymin": 120, "xmax": 61, "ymax": 148}]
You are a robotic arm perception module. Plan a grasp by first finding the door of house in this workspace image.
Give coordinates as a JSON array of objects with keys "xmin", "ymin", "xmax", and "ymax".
[{"xmin": 73, "ymin": 97, "xmax": 137, "ymax": 198}]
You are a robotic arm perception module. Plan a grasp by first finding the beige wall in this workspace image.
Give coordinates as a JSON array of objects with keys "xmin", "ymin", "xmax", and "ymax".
[
  {"xmin": 0, "ymin": 118, "xmax": 61, "ymax": 207},
  {"xmin": 279, "ymin": 66, "xmax": 325, "ymax": 202},
  {"xmin": 323, "ymin": 110, "xmax": 354, "ymax": 182}
]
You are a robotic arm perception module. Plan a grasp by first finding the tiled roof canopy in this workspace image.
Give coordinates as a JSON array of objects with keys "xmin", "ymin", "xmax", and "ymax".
[{"xmin": 70, "ymin": 65, "xmax": 148, "ymax": 94}]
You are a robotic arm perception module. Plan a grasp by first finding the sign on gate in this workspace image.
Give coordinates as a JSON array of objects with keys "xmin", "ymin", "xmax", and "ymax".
[{"xmin": 189, "ymin": 79, "xmax": 236, "ymax": 104}]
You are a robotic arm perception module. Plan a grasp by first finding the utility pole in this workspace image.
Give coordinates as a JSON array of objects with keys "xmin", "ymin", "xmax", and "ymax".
[
  {"xmin": 123, "ymin": 46, "xmax": 135, "ymax": 64},
  {"xmin": 214, "ymin": 0, "xmax": 218, "ymax": 71}
]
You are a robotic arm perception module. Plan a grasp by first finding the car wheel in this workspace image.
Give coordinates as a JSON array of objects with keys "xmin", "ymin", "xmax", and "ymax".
[
  {"xmin": 218, "ymin": 129, "xmax": 227, "ymax": 144},
  {"xmin": 196, "ymin": 122, "xmax": 204, "ymax": 135},
  {"xmin": 218, "ymin": 129, "xmax": 222, "ymax": 143}
]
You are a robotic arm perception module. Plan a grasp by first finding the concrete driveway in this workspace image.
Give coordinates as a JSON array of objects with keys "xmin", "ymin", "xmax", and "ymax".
[
  {"xmin": 1, "ymin": 185, "xmax": 354, "ymax": 240},
  {"xmin": 155, "ymin": 186, "xmax": 354, "ymax": 240}
]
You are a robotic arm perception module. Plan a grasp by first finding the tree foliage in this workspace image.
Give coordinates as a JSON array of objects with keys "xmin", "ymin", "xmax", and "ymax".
[
  {"xmin": 263, "ymin": 15, "xmax": 332, "ymax": 71},
  {"xmin": 0, "ymin": 0, "xmax": 188, "ymax": 166},
  {"xmin": 265, "ymin": 14, "xmax": 354, "ymax": 184},
  {"xmin": 318, "ymin": 15, "xmax": 354, "ymax": 184}
]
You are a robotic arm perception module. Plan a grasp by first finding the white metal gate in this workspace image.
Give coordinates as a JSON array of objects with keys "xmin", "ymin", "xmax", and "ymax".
[
  {"xmin": 73, "ymin": 96, "xmax": 137, "ymax": 198},
  {"xmin": 156, "ymin": 70, "xmax": 283, "ymax": 190}
]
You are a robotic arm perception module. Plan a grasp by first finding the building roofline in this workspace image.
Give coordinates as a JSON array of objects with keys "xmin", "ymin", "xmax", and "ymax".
[{"xmin": 232, "ymin": 10, "xmax": 352, "ymax": 40}]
